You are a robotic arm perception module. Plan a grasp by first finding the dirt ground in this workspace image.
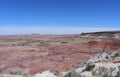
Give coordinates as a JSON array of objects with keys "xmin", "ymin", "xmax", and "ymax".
[{"xmin": 0, "ymin": 34, "xmax": 119, "ymax": 74}]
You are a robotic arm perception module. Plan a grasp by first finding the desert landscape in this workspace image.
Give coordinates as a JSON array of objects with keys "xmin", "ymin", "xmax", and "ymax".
[
  {"xmin": 1, "ymin": 0, "xmax": 120, "ymax": 76},
  {"xmin": 0, "ymin": 31, "xmax": 120, "ymax": 77}
]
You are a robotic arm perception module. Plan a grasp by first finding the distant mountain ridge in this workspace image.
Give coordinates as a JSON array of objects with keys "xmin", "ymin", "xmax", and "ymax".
[
  {"xmin": 80, "ymin": 30, "xmax": 120, "ymax": 39},
  {"xmin": 81, "ymin": 30, "xmax": 120, "ymax": 35}
]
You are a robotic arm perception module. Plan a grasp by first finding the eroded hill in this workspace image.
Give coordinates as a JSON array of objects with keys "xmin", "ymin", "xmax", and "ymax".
[{"xmin": 0, "ymin": 31, "xmax": 120, "ymax": 74}]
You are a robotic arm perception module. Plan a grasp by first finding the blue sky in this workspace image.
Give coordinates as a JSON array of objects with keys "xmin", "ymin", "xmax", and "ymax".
[{"xmin": 0, "ymin": 0, "xmax": 120, "ymax": 34}]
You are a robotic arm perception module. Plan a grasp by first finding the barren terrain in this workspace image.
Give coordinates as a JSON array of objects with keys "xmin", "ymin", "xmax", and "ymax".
[{"xmin": 0, "ymin": 32, "xmax": 120, "ymax": 74}]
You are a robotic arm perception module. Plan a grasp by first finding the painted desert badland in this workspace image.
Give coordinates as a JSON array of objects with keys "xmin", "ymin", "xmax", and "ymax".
[{"xmin": 0, "ymin": 31, "xmax": 120, "ymax": 77}]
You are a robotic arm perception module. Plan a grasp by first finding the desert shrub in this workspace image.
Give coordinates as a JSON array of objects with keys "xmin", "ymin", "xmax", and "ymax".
[
  {"xmin": 92, "ymin": 66, "xmax": 119, "ymax": 77},
  {"xmin": 8, "ymin": 70, "xmax": 32, "ymax": 77},
  {"xmin": 39, "ymin": 41, "xmax": 48, "ymax": 45}
]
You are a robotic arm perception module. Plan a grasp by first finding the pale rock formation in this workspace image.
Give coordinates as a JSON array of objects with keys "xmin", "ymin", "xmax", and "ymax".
[
  {"xmin": 64, "ymin": 51, "xmax": 120, "ymax": 77},
  {"xmin": 34, "ymin": 70, "xmax": 64, "ymax": 77}
]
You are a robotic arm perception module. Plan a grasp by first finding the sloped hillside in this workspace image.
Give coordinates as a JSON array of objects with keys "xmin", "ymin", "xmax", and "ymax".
[{"xmin": 64, "ymin": 51, "xmax": 120, "ymax": 77}]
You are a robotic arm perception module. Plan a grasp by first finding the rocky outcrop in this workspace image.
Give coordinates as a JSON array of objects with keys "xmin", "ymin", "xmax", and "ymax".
[
  {"xmin": 34, "ymin": 71, "xmax": 57, "ymax": 77},
  {"xmin": 34, "ymin": 70, "xmax": 65, "ymax": 77},
  {"xmin": 64, "ymin": 51, "xmax": 120, "ymax": 77}
]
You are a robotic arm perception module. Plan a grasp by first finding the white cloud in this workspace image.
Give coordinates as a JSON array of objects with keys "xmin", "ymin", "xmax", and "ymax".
[{"xmin": 0, "ymin": 26, "xmax": 119, "ymax": 35}]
